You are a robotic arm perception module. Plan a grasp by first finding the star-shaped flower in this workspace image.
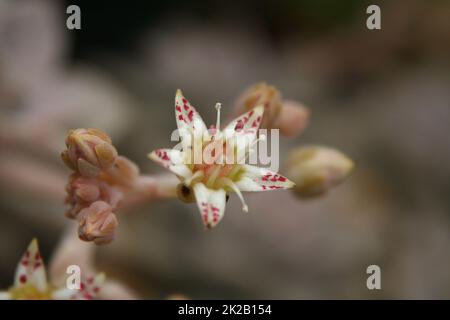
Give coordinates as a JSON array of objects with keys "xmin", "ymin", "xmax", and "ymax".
[
  {"xmin": 149, "ymin": 90, "xmax": 294, "ymax": 228},
  {"xmin": 0, "ymin": 239, "xmax": 104, "ymax": 300}
]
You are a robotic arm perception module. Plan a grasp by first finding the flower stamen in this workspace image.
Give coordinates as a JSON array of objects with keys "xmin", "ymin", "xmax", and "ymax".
[
  {"xmin": 206, "ymin": 165, "xmax": 222, "ymax": 188},
  {"xmin": 237, "ymin": 134, "xmax": 267, "ymax": 164},
  {"xmin": 184, "ymin": 170, "xmax": 204, "ymax": 186},
  {"xmin": 218, "ymin": 177, "xmax": 248, "ymax": 212},
  {"xmin": 215, "ymin": 103, "xmax": 222, "ymax": 131}
]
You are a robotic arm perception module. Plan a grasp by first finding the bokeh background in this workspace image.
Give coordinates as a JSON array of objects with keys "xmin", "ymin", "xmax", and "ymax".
[{"xmin": 1, "ymin": 0, "xmax": 450, "ymax": 299}]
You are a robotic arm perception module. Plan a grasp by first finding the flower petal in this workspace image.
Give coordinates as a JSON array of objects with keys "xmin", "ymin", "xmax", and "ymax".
[
  {"xmin": 235, "ymin": 165, "xmax": 295, "ymax": 192},
  {"xmin": 148, "ymin": 148, "xmax": 192, "ymax": 179},
  {"xmin": 193, "ymin": 183, "xmax": 226, "ymax": 228},
  {"xmin": 95, "ymin": 280, "xmax": 138, "ymax": 300},
  {"xmin": 14, "ymin": 239, "xmax": 48, "ymax": 292},
  {"xmin": 223, "ymin": 105, "xmax": 264, "ymax": 141},
  {"xmin": 0, "ymin": 291, "xmax": 11, "ymax": 300},
  {"xmin": 51, "ymin": 288, "xmax": 74, "ymax": 300},
  {"xmin": 175, "ymin": 89, "xmax": 208, "ymax": 143},
  {"xmin": 52, "ymin": 273, "xmax": 105, "ymax": 300}
]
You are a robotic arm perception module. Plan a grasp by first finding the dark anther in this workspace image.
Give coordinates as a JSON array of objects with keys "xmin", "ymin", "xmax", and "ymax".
[
  {"xmin": 177, "ymin": 183, "xmax": 195, "ymax": 203},
  {"xmin": 181, "ymin": 184, "xmax": 191, "ymax": 197}
]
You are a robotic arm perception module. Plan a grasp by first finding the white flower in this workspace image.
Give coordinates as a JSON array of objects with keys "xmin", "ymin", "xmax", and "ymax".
[
  {"xmin": 0, "ymin": 239, "xmax": 104, "ymax": 300},
  {"xmin": 149, "ymin": 90, "xmax": 294, "ymax": 228}
]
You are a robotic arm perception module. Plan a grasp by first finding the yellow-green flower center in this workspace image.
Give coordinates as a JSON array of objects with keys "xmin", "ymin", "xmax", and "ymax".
[{"xmin": 9, "ymin": 284, "xmax": 53, "ymax": 300}]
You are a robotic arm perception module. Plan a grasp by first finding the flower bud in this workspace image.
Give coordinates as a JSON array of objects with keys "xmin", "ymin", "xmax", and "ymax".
[
  {"xmin": 78, "ymin": 201, "xmax": 118, "ymax": 245},
  {"xmin": 65, "ymin": 174, "xmax": 123, "ymax": 219},
  {"xmin": 103, "ymin": 156, "xmax": 140, "ymax": 187},
  {"xmin": 65, "ymin": 174, "xmax": 100, "ymax": 219},
  {"xmin": 73, "ymin": 178, "xmax": 101, "ymax": 203},
  {"xmin": 234, "ymin": 83, "xmax": 310, "ymax": 137},
  {"xmin": 64, "ymin": 174, "xmax": 101, "ymax": 218},
  {"xmin": 62, "ymin": 128, "xmax": 118, "ymax": 177},
  {"xmin": 233, "ymin": 82, "xmax": 283, "ymax": 129},
  {"xmin": 285, "ymin": 146, "xmax": 354, "ymax": 198},
  {"xmin": 276, "ymin": 100, "xmax": 310, "ymax": 138}
]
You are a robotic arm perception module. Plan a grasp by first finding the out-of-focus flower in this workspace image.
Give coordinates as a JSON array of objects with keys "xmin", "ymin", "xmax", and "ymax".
[
  {"xmin": 78, "ymin": 201, "xmax": 119, "ymax": 245},
  {"xmin": 285, "ymin": 146, "xmax": 354, "ymax": 198},
  {"xmin": 233, "ymin": 82, "xmax": 310, "ymax": 137},
  {"xmin": 167, "ymin": 293, "xmax": 190, "ymax": 300},
  {"xmin": 61, "ymin": 128, "xmax": 118, "ymax": 177},
  {"xmin": 234, "ymin": 82, "xmax": 283, "ymax": 129},
  {"xmin": 0, "ymin": 239, "xmax": 104, "ymax": 300},
  {"xmin": 277, "ymin": 100, "xmax": 310, "ymax": 138},
  {"xmin": 49, "ymin": 225, "xmax": 139, "ymax": 299},
  {"xmin": 149, "ymin": 90, "xmax": 294, "ymax": 228}
]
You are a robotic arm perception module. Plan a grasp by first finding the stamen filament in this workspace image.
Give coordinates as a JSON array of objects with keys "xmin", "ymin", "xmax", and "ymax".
[
  {"xmin": 184, "ymin": 170, "xmax": 204, "ymax": 186},
  {"xmin": 218, "ymin": 177, "xmax": 248, "ymax": 212},
  {"xmin": 228, "ymin": 164, "xmax": 242, "ymax": 180},
  {"xmin": 215, "ymin": 103, "xmax": 222, "ymax": 130},
  {"xmin": 252, "ymin": 134, "xmax": 266, "ymax": 147},
  {"xmin": 236, "ymin": 134, "xmax": 267, "ymax": 164},
  {"xmin": 206, "ymin": 165, "xmax": 222, "ymax": 188}
]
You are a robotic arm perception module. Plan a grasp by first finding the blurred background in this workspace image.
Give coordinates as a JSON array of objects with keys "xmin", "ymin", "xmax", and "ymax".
[{"xmin": 1, "ymin": 0, "xmax": 450, "ymax": 299}]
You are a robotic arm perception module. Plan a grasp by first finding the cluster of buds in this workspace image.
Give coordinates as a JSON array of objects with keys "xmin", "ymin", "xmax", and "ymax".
[
  {"xmin": 233, "ymin": 82, "xmax": 310, "ymax": 138},
  {"xmin": 61, "ymin": 128, "xmax": 118, "ymax": 177},
  {"xmin": 62, "ymin": 129, "xmax": 139, "ymax": 244}
]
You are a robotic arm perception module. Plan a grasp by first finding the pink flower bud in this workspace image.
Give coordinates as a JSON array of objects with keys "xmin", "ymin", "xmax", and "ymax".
[
  {"xmin": 276, "ymin": 100, "xmax": 310, "ymax": 138},
  {"xmin": 103, "ymin": 156, "xmax": 140, "ymax": 187},
  {"xmin": 65, "ymin": 174, "xmax": 101, "ymax": 218},
  {"xmin": 285, "ymin": 146, "xmax": 354, "ymax": 198},
  {"xmin": 78, "ymin": 201, "xmax": 118, "ymax": 245},
  {"xmin": 233, "ymin": 83, "xmax": 310, "ymax": 138},
  {"xmin": 233, "ymin": 82, "xmax": 283, "ymax": 129},
  {"xmin": 62, "ymin": 128, "xmax": 118, "ymax": 177},
  {"xmin": 64, "ymin": 174, "xmax": 123, "ymax": 219}
]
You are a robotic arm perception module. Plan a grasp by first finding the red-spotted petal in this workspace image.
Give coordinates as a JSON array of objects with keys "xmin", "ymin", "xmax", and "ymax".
[
  {"xmin": 148, "ymin": 148, "xmax": 192, "ymax": 178},
  {"xmin": 14, "ymin": 239, "xmax": 48, "ymax": 292},
  {"xmin": 52, "ymin": 273, "xmax": 105, "ymax": 300},
  {"xmin": 175, "ymin": 89, "xmax": 207, "ymax": 138},
  {"xmin": 223, "ymin": 105, "xmax": 264, "ymax": 141},
  {"xmin": 193, "ymin": 183, "xmax": 226, "ymax": 228},
  {"xmin": 236, "ymin": 165, "xmax": 295, "ymax": 192}
]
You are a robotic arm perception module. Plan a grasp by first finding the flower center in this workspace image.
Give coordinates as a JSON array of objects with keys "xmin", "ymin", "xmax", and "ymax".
[
  {"xmin": 182, "ymin": 103, "xmax": 268, "ymax": 212},
  {"xmin": 189, "ymin": 140, "xmax": 242, "ymax": 189},
  {"xmin": 9, "ymin": 284, "xmax": 53, "ymax": 300}
]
